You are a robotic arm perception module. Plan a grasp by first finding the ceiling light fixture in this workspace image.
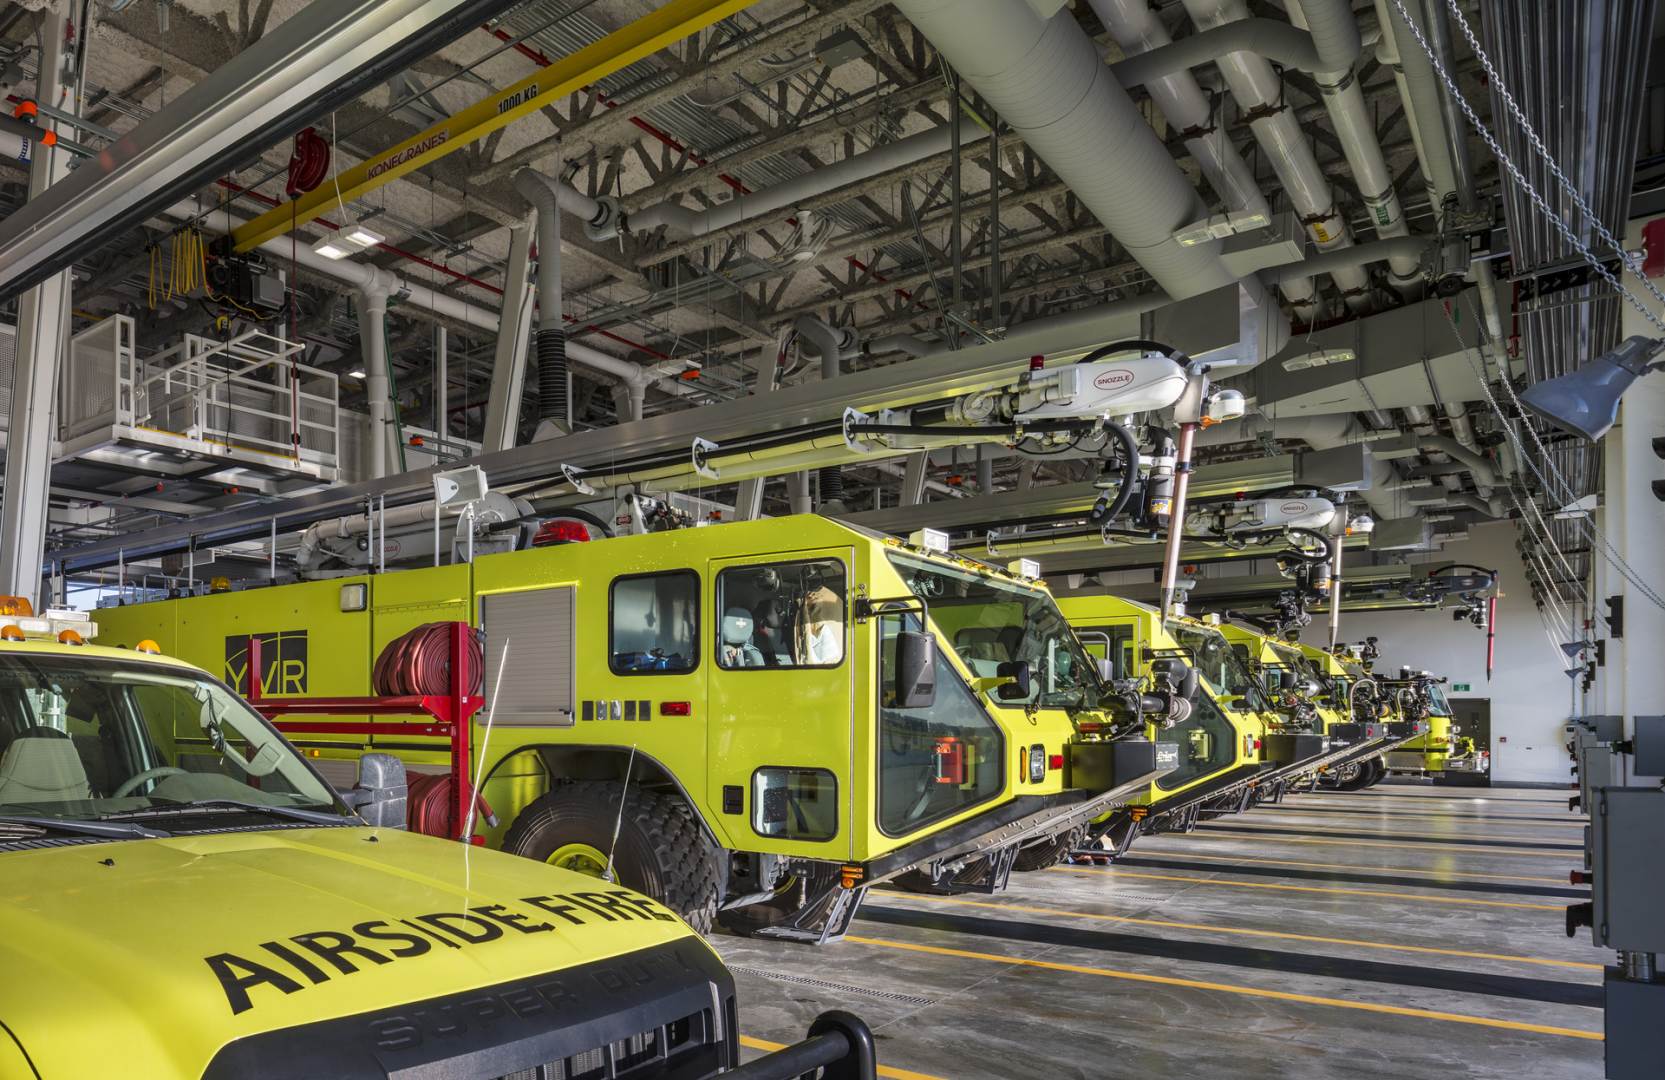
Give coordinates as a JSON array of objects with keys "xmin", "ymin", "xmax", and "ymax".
[
  {"xmin": 340, "ymin": 224, "xmax": 384, "ymax": 249},
  {"xmin": 312, "ymin": 235, "xmax": 354, "ymax": 260},
  {"xmin": 1281, "ymin": 347, "xmax": 1356, "ymax": 372}
]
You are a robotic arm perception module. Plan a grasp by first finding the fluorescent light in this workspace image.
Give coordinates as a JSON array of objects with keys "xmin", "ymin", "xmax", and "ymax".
[
  {"xmin": 1281, "ymin": 347, "xmax": 1356, "ymax": 372},
  {"xmin": 347, "ymin": 369, "xmax": 366, "ymax": 379},
  {"xmin": 341, "ymin": 224, "xmax": 384, "ymax": 248},
  {"xmin": 312, "ymin": 235, "xmax": 354, "ymax": 260},
  {"xmin": 1173, "ymin": 209, "xmax": 1272, "ymax": 246}
]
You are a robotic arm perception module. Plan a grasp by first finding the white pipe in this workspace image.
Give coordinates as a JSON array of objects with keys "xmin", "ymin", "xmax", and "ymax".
[
  {"xmin": 1179, "ymin": 0, "xmax": 1369, "ymax": 313},
  {"xmin": 433, "ymin": 324, "xmax": 447, "ymax": 435},
  {"xmin": 1286, "ymin": 0, "xmax": 1421, "ymax": 288},
  {"xmin": 628, "ymin": 123, "xmax": 990, "ymax": 240},
  {"xmin": 1090, "ymin": 0, "xmax": 1269, "ymax": 222},
  {"xmin": 358, "ymin": 285, "xmax": 391, "ymax": 479},
  {"xmin": 894, "ymin": 0, "xmax": 1240, "ymax": 301}
]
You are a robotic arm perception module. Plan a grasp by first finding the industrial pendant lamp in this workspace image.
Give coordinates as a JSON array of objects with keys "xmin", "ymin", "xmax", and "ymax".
[{"xmin": 1519, "ymin": 335, "xmax": 1665, "ymax": 440}]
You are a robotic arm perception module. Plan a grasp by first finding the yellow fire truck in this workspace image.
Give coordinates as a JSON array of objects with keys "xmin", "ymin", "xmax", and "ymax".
[
  {"xmin": 0, "ymin": 601, "xmax": 877, "ymax": 1079},
  {"xmin": 1055, "ymin": 596, "xmax": 1333, "ymax": 850},
  {"xmin": 97, "ymin": 516, "xmax": 1176, "ymax": 941}
]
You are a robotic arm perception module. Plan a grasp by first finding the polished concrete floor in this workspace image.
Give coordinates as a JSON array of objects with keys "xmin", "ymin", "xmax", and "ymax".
[{"xmin": 721, "ymin": 782, "xmax": 1606, "ymax": 1080}]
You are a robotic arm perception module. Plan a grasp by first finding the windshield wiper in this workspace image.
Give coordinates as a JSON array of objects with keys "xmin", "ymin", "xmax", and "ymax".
[
  {"xmin": 0, "ymin": 813, "xmax": 169, "ymax": 840},
  {"xmin": 101, "ymin": 799, "xmax": 348, "ymax": 827}
]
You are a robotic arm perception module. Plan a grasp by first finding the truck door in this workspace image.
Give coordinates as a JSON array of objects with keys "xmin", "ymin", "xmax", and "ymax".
[{"xmin": 706, "ymin": 550, "xmax": 854, "ymax": 860}]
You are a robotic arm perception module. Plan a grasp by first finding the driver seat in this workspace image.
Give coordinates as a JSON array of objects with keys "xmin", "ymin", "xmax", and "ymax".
[{"xmin": 0, "ymin": 736, "xmax": 93, "ymax": 805}]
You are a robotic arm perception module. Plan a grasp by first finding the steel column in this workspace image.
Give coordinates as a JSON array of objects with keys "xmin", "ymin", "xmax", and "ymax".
[{"xmin": 0, "ymin": 10, "xmax": 72, "ymax": 605}]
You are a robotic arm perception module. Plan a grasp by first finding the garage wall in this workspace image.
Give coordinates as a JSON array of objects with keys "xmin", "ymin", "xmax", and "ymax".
[{"xmin": 1341, "ymin": 521, "xmax": 1575, "ymax": 784}]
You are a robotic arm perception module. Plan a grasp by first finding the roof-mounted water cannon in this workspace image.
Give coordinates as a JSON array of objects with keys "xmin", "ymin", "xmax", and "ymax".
[{"xmin": 1186, "ymin": 494, "xmax": 1337, "ymax": 541}]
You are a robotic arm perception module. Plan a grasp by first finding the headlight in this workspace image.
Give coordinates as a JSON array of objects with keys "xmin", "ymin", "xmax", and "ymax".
[{"xmin": 1028, "ymin": 745, "xmax": 1047, "ymax": 783}]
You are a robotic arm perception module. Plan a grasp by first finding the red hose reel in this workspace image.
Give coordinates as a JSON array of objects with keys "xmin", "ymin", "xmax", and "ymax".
[{"xmin": 285, "ymin": 127, "xmax": 331, "ymax": 199}]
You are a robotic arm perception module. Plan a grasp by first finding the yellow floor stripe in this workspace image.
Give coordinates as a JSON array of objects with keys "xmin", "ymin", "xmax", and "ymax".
[
  {"xmin": 1128, "ymin": 846, "xmax": 1574, "ymax": 885},
  {"xmin": 880, "ymin": 893, "xmax": 1603, "ymax": 971},
  {"xmin": 844, "ymin": 936, "xmax": 1602, "ymax": 1041},
  {"xmin": 739, "ymin": 1035, "xmax": 944, "ymax": 1079},
  {"xmin": 1170, "ymin": 828, "xmax": 1578, "ymax": 861},
  {"xmin": 1055, "ymin": 867, "xmax": 1567, "ymax": 910}
]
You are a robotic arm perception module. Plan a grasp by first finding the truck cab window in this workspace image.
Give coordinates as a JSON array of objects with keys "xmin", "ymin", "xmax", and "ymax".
[
  {"xmin": 877, "ymin": 613, "xmax": 1003, "ymax": 836},
  {"xmin": 610, "ymin": 571, "xmax": 699, "ymax": 674},
  {"xmin": 716, "ymin": 559, "xmax": 845, "ymax": 669}
]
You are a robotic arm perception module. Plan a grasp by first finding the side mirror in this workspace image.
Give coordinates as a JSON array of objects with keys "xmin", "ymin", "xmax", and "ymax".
[
  {"xmin": 894, "ymin": 631, "xmax": 938, "ymax": 709},
  {"xmin": 1096, "ymin": 658, "xmax": 1116, "ymax": 683},
  {"xmin": 1179, "ymin": 667, "xmax": 1200, "ymax": 702},
  {"xmin": 1297, "ymin": 677, "xmax": 1321, "ymax": 697},
  {"xmin": 995, "ymin": 660, "xmax": 1032, "ymax": 701},
  {"xmin": 349, "ymin": 752, "xmax": 408, "ymax": 828}
]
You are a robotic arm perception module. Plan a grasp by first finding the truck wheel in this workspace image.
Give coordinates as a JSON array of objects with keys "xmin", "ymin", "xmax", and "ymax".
[
  {"xmin": 1013, "ymin": 826, "xmax": 1087, "ymax": 872},
  {"xmin": 1362, "ymin": 756, "xmax": 1388, "ymax": 787},
  {"xmin": 717, "ymin": 864, "xmax": 839, "ymax": 937},
  {"xmin": 502, "ymin": 781, "xmax": 719, "ymax": 933},
  {"xmin": 1336, "ymin": 758, "xmax": 1378, "ymax": 791}
]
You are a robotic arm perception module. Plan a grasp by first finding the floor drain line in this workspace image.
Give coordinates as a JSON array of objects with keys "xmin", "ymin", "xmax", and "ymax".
[{"xmin": 728, "ymin": 967, "xmax": 937, "ymax": 1008}]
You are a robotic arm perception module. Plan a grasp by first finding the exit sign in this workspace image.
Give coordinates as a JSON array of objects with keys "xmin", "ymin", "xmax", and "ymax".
[{"xmin": 1452, "ymin": 683, "xmax": 1472, "ymax": 692}]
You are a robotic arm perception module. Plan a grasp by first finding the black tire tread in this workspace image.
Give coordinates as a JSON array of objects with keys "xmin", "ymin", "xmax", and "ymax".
[
  {"xmin": 1013, "ymin": 826, "xmax": 1087, "ymax": 872},
  {"xmin": 502, "ymin": 781, "xmax": 720, "ymax": 933}
]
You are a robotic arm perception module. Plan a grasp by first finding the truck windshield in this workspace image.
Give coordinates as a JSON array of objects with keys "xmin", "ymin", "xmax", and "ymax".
[
  {"xmin": 888, "ymin": 552, "xmax": 1101, "ymax": 710},
  {"xmin": 1170, "ymin": 624, "xmax": 1268, "ymax": 713},
  {"xmin": 1424, "ymin": 683, "xmax": 1453, "ymax": 716},
  {"xmin": 0, "ymin": 654, "xmax": 341, "ymax": 826}
]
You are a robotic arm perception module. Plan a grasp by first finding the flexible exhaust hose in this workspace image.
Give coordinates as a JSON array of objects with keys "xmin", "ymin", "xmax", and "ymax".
[
  {"xmin": 537, "ymin": 325, "xmax": 568, "ymax": 426},
  {"xmin": 819, "ymin": 465, "xmax": 844, "ymax": 505}
]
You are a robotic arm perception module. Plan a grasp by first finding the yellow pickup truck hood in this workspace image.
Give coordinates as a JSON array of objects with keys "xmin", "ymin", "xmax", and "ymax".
[{"xmin": 0, "ymin": 826, "xmax": 704, "ymax": 1079}]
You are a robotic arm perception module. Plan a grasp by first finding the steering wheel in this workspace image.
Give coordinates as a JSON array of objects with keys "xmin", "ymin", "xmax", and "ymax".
[{"xmin": 112, "ymin": 766, "xmax": 189, "ymax": 799}]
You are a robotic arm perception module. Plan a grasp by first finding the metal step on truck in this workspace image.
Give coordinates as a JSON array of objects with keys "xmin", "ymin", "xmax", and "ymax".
[
  {"xmin": 0, "ymin": 600, "xmax": 879, "ymax": 1080},
  {"xmin": 96, "ymin": 515, "xmax": 1178, "ymax": 944},
  {"xmin": 1053, "ymin": 596, "xmax": 1335, "ymax": 857}
]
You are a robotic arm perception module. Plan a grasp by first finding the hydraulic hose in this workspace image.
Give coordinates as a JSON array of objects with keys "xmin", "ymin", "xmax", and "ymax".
[
  {"xmin": 1086, "ymin": 420, "xmax": 1141, "ymax": 526},
  {"xmin": 1281, "ymin": 528, "xmax": 1333, "ymax": 563},
  {"xmin": 1074, "ymin": 338, "xmax": 1180, "ymax": 362}
]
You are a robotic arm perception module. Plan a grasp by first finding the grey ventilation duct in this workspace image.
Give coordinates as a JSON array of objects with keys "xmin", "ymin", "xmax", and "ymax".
[{"xmin": 894, "ymin": 0, "xmax": 1240, "ymax": 301}]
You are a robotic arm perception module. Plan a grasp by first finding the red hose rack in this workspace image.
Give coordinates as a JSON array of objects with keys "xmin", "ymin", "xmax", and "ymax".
[{"xmin": 243, "ymin": 621, "xmax": 484, "ymax": 840}]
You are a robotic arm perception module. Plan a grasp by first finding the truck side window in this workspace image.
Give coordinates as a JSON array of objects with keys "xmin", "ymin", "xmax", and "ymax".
[
  {"xmin": 610, "ymin": 571, "xmax": 699, "ymax": 675},
  {"xmin": 715, "ymin": 559, "xmax": 846, "ymax": 669}
]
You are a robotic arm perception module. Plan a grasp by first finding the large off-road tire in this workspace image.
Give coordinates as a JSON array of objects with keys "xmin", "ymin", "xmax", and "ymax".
[
  {"xmin": 1013, "ymin": 826, "xmax": 1088, "ymax": 872},
  {"xmin": 502, "ymin": 781, "xmax": 720, "ymax": 933},
  {"xmin": 717, "ymin": 863, "xmax": 840, "ymax": 938}
]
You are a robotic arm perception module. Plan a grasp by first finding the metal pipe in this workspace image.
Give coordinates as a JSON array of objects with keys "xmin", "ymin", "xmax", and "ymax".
[
  {"xmin": 1180, "ymin": 0, "xmax": 1368, "ymax": 313},
  {"xmin": 895, "ymin": 0, "xmax": 1240, "ymax": 301},
  {"xmin": 358, "ymin": 286, "xmax": 392, "ymax": 479},
  {"xmin": 433, "ymin": 324, "xmax": 448, "ymax": 437},
  {"xmin": 1260, "ymin": 236, "xmax": 1428, "ymax": 286},
  {"xmin": 1159, "ymin": 422, "xmax": 1199, "ymax": 617},
  {"xmin": 1109, "ymin": 17, "xmax": 1324, "ymax": 86},
  {"xmin": 1090, "ymin": 0, "xmax": 1270, "ymax": 222},
  {"xmin": 1287, "ymin": 0, "xmax": 1421, "ymax": 288},
  {"xmin": 1328, "ymin": 514, "xmax": 1345, "ymax": 650},
  {"xmin": 515, "ymin": 164, "xmax": 570, "ymax": 432},
  {"xmin": 627, "ymin": 123, "xmax": 989, "ymax": 240}
]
